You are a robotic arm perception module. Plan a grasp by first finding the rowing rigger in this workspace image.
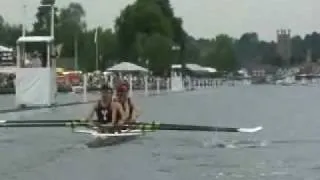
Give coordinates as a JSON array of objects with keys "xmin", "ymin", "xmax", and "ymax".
[{"xmin": 0, "ymin": 120, "xmax": 263, "ymax": 133}]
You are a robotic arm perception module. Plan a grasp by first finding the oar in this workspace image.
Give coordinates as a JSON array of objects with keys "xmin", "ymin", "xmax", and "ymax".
[
  {"xmin": 98, "ymin": 122, "xmax": 263, "ymax": 133},
  {"xmin": 0, "ymin": 122, "xmax": 89, "ymax": 128},
  {"xmin": 122, "ymin": 123, "xmax": 263, "ymax": 133},
  {"xmin": 0, "ymin": 120, "xmax": 87, "ymax": 124},
  {"xmin": 0, "ymin": 120, "xmax": 263, "ymax": 133}
]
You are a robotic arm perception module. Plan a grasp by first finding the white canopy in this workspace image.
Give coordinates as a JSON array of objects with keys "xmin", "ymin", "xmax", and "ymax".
[
  {"xmin": 0, "ymin": 66, "xmax": 17, "ymax": 74},
  {"xmin": 171, "ymin": 64, "xmax": 182, "ymax": 69},
  {"xmin": 186, "ymin": 64, "xmax": 206, "ymax": 72},
  {"xmin": 172, "ymin": 64, "xmax": 217, "ymax": 73},
  {"xmin": 106, "ymin": 62, "xmax": 148, "ymax": 72},
  {"xmin": 172, "ymin": 63, "xmax": 208, "ymax": 72},
  {"xmin": 17, "ymin": 36, "xmax": 54, "ymax": 43},
  {"xmin": 103, "ymin": 71, "xmax": 113, "ymax": 75},
  {"xmin": 0, "ymin": 45, "xmax": 13, "ymax": 52},
  {"xmin": 203, "ymin": 67, "xmax": 217, "ymax": 73}
]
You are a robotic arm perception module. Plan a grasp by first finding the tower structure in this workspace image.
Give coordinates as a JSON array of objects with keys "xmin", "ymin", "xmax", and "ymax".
[
  {"xmin": 15, "ymin": 4, "xmax": 56, "ymax": 107},
  {"xmin": 276, "ymin": 29, "xmax": 292, "ymax": 66}
]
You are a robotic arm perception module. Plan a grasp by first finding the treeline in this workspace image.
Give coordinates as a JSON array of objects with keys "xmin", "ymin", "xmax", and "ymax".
[{"xmin": 0, "ymin": 0, "xmax": 320, "ymax": 74}]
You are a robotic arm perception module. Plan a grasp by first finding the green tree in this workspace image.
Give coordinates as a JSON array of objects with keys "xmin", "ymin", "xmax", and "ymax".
[
  {"xmin": 0, "ymin": 15, "xmax": 3, "ymax": 27},
  {"xmin": 260, "ymin": 41, "xmax": 277, "ymax": 65},
  {"xmin": 205, "ymin": 35, "xmax": 237, "ymax": 71},
  {"xmin": 56, "ymin": 2, "xmax": 86, "ymax": 57},
  {"xmin": 77, "ymin": 29, "xmax": 95, "ymax": 71},
  {"xmin": 291, "ymin": 35, "xmax": 304, "ymax": 63},
  {"xmin": 304, "ymin": 32, "xmax": 320, "ymax": 62},
  {"xmin": 234, "ymin": 32, "xmax": 260, "ymax": 65},
  {"xmin": 99, "ymin": 29, "xmax": 118, "ymax": 69},
  {"xmin": 142, "ymin": 33, "xmax": 174, "ymax": 75},
  {"xmin": 183, "ymin": 37, "xmax": 201, "ymax": 64},
  {"xmin": 115, "ymin": 0, "xmax": 173, "ymax": 61},
  {"xmin": 33, "ymin": 0, "xmax": 59, "ymax": 36},
  {"xmin": 0, "ymin": 15, "xmax": 21, "ymax": 47},
  {"xmin": 114, "ymin": 0, "xmax": 186, "ymax": 74}
]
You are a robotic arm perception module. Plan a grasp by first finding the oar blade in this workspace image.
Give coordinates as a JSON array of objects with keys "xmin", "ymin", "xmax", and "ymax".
[
  {"xmin": 0, "ymin": 120, "xmax": 7, "ymax": 124},
  {"xmin": 238, "ymin": 126, "xmax": 263, "ymax": 133}
]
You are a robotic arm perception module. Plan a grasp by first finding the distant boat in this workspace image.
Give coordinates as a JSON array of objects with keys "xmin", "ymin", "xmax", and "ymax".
[{"xmin": 276, "ymin": 76, "xmax": 296, "ymax": 86}]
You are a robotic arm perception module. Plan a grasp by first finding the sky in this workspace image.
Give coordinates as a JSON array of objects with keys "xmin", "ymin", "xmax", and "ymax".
[{"xmin": 0, "ymin": 0, "xmax": 319, "ymax": 41}]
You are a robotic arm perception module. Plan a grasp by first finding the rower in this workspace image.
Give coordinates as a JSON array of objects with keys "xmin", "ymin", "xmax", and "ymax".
[
  {"xmin": 85, "ymin": 84, "xmax": 125, "ymax": 132},
  {"xmin": 116, "ymin": 82, "xmax": 140, "ymax": 125}
]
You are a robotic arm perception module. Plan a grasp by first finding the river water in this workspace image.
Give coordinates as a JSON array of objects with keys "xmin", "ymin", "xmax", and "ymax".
[{"xmin": 0, "ymin": 85, "xmax": 319, "ymax": 180}]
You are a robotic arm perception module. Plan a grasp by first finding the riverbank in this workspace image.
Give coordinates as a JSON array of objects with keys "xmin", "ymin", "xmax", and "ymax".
[{"xmin": 0, "ymin": 86, "xmax": 101, "ymax": 95}]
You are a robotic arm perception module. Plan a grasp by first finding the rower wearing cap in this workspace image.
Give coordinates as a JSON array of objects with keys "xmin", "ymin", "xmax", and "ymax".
[
  {"xmin": 116, "ymin": 82, "xmax": 140, "ymax": 125},
  {"xmin": 85, "ymin": 84, "xmax": 125, "ymax": 132}
]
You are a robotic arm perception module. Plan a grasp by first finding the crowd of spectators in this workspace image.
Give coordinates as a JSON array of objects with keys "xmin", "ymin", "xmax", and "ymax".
[{"xmin": 0, "ymin": 72, "xmax": 170, "ymax": 94}]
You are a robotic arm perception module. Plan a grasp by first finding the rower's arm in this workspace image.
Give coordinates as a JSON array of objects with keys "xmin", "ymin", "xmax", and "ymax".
[
  {"xmin": 118, "ymin": 102, "xmax": 127, "ymax": 122},
  {"xmin": 130, "ymin": 102, "xmax": 140, "ymax": 121},
  {"xmin": 111, "ymin": 102, "xmax": 122, "ymax": 125},
  {"xmin": 122, "ymin": 102, "xmax": 130, "ymax": 120}
]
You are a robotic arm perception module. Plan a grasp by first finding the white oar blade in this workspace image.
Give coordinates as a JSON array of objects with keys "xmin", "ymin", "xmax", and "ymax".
[
  {"xmin": 0, "ymin": 120, "xmax": 7, "ymax": 124},
  {"xmin": 238, "ymin": 126, "xmax": 263, "ymax": 133}
]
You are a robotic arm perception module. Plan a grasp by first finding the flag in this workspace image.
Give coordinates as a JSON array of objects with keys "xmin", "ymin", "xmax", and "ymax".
[{"xmin": 94, "ymin": 28, "xmax": 98, "ymax": 43}]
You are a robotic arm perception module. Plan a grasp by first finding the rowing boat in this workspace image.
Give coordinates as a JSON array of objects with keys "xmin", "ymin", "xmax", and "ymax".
[
  {"xmin": 74, "ymin": 128, "xmax": 151, "ymax": 148},
  {"xmin": 0, "ymin": 120, "xmax": 263, "ymax": 148}
]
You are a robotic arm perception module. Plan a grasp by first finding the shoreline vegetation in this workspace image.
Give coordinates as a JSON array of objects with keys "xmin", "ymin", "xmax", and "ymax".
[{"xmin": 0, "ymin": 0, "xmax": 318, "ymax": 74}]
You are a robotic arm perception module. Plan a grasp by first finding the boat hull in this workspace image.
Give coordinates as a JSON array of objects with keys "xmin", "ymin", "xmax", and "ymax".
[
  {"xmin": 74, "ymin": 129, "xmax": 146, "ymax": 148},
  {"xmin": 86, "ymin": 135, "xmax": 139, "ymax": 148}
]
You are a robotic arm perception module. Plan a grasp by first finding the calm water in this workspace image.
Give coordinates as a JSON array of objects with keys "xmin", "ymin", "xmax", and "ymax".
[{"xmin": 0, "ymin": 85, "xmax": 319, "ymax": 180}]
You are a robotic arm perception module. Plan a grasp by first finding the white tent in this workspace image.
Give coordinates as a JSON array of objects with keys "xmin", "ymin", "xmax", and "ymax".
[
  {"xmin": 0, "ymin": 66, "xmax": 17, "ymax": 74},
  {"xmin": 17, "ymin": 36, "xmax": 54, "ymax": 43},
  {"xmin": 203, "ymin": 67, "xmax": 217, "ymax": 73},
  {"xmin": 171, "ymin": 63, "xmax": 208, "ymax": 72},
  {"xmin": 106, "ymin": 62, "xmax": 148, "ymax": 72},
  {"xmin": 0, "ymin": 45, "xmax": 13, "ymax": 52}
]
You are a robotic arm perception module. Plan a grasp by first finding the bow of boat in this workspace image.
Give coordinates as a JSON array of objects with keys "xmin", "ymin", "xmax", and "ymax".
[{"xmin": 74, "ymin": 128, "xmax": 147, "ymax": 148}]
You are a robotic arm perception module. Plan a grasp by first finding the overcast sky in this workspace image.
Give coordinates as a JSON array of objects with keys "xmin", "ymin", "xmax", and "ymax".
[{"xmin": 0, "ymin": 0, "xmax": 319, "ymax": 41}]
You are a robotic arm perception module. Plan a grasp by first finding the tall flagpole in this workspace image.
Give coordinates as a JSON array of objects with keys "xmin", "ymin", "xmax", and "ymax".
[
  {"xmin": 50, "ymin": 5, "xmax": 54, "ymax": 38},
  {"xmin": 22, "ymin": 4, "xmax": 26, "ymax": 36},
  {"xmin": 94, "ymin": 28, "xmax": 99, "ymax": 71}
]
